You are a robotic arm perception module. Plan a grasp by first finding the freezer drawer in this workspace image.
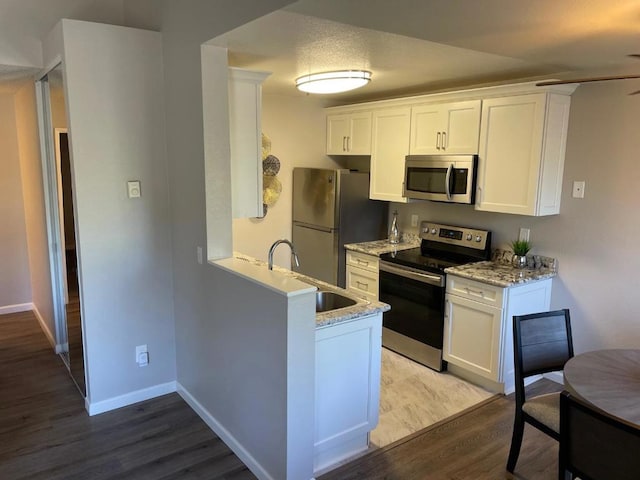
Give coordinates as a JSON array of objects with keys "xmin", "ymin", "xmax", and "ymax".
[{"xmin": 292, "ymin": 223, "xmax": 339, "ymax": 286}]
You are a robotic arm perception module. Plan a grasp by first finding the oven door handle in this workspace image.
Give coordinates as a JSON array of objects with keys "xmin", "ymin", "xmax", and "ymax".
[
  {"xmin": 379, "ymin": 261, "xmax": 444, "ymax": 287},
  {"xmin": 445, "ymin": 163, "xmax": 453, "ymax": 201}
]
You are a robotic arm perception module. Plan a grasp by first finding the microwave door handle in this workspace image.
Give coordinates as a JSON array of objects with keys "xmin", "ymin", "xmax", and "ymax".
[{"xmin": 445, "ymin": 163, "xmax": 453, "ymax": 200}]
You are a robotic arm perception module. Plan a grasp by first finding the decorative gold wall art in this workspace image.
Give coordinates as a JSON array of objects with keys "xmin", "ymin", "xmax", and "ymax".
[{"xmin": 260, "ymin": 133, "xmax": 282, "ymax": 217}]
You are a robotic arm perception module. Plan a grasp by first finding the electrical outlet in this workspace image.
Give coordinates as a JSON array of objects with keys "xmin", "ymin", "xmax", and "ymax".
[
  {"xmin": 127, "ymin": 180, "xmax": 141, "ymax": 198},
  {"xmin": 136, "ymin": 344, "xmax": 148, "ymax": 367},
  {"xmin": 572, "ymin": 181, "xmax": 585, "ymax": 198},
  {"xmin": 519, "ymin": 228, "xmax": 530, "ymax": 242},
  {"xmin": 411, "ymin": 214, "xmax": 419, "ymax": 227}
]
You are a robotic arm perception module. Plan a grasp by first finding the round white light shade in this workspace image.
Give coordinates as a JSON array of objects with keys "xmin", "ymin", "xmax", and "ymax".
[{"xmin": 295, "ymin": 70, "xmax": 372, "ymax": 94}]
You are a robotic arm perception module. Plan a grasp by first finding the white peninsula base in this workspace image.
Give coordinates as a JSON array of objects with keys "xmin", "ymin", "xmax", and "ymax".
[{"xmin": 314, "ymin": 312, "xmax": 382, "ymax": 474}]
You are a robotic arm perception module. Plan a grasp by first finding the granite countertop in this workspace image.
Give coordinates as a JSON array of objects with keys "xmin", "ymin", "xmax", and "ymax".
[
  {"xmin": 231, "ymin": 252, "xmax": 390, "ymax": 328},
  {"xmin": 445, "ymin": 249, "xmax": 558, "ymax": 287},
  {"xmin": 344, "ymin": 236, "xmax": 420, "ymax": 257}
]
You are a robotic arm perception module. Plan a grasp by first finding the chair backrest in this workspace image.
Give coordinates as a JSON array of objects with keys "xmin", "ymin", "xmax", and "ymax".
[
  {"xmin": 512, "ymin": 309, "xmax": 574, "ymax": 404},
  {"xmin": 559, "ymin": 391, "xmax": 640, "ymax": 480}
]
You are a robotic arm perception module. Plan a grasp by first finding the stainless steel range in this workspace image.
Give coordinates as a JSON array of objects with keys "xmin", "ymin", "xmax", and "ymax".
[{"xmin": 379, "ymin": 221, "xmax": 491, "ymax": 371}]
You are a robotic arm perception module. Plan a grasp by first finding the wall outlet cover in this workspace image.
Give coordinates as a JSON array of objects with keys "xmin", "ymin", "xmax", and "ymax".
[{"xmin": 127, "ymin": 180, "xmax": 141, "ymax": 198}]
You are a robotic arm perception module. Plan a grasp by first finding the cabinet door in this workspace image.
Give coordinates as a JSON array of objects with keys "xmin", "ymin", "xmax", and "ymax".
[
  {"xmin": 476, "ymin": 94, "xmax": 545, "ymax": 215},
  {"xmin": 442, "ymin": 100, "xmax": 481, "ymax": 154},
  {"xmin": 326, "ymin": 114, "xmax": 351, "ymax": 154},
  {"xmin": 444, "ymin": 294, "xmax": 503, "ymax": 381},
  {"xmin": 410, "ymin": 104, "xmax": 442, "ymax": 154},
  {"xmin": 348, "ymin": 112, "xmax": 372, "ymax": 155},
  {"xmin": 315, "ymin": 313, "xmax": 382, "ymax": 471},
  {"xmin": 370, "ymin": 107, "xmax": 411, "ymax": 202}
]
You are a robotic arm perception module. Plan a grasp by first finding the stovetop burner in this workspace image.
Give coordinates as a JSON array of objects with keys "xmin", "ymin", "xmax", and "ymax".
[
  {"xmin": 380, "ymin": 221, "xmax": 492, "ymax": 274},
  {"xmin": 380, "ymin": 248, "xmax": 466, "ymax": 274}
]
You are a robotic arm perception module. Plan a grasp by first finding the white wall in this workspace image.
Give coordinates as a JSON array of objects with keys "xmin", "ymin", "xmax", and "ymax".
[
  {"xmin": 179, "ymin": 264, "xmax": 315, "ymax": 480},
  {"xmin": 0, "ymin": 93, "xmax": 32, "ymax": 311},
  {"xmin": 14, "ymin": 82, "xmax": 55, "ymax": 339},
  {"xmin": 232, "ymin": 94, "xmax": 339, "ymax": 268},
  {"xmin": 43, "ymin": 20, "xmax": 176, "ymax": 408},
  {"xmin": 392, "ymin": 81, "xmax": 640, "ymax": 353}
]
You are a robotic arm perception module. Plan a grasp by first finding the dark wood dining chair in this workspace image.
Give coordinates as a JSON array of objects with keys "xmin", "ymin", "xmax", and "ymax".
[
  {"xmin": 559, "ymin": 390, "xmax": 640, "ymax": 480},
  {"xmin": 506, "ymin": 309, "xmax": 574, "ymax": 473}
]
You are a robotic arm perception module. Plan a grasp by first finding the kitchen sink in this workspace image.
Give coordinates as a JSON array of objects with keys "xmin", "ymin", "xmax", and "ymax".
[{"xmin": 315, "ymin": 291, "xmax": 357, "ymax": 313}]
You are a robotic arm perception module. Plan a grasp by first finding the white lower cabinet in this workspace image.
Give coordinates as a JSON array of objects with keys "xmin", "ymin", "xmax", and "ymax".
[
  {"xmin": 444, "ymin": 275, "xmax": 552, "ymax": 393},
  {"xmin": 314, "ymin": 313, "xmax": 382, "ymax": 473},
  {"xmin": 345, "ymin": 251, "xmax": 379, "ymax": 301}
]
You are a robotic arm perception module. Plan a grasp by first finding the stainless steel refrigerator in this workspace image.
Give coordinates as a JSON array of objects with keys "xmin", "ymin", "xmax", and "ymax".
[{"xmin": 292, "ymin": 168, "xmax": 388, "ymax": 287}]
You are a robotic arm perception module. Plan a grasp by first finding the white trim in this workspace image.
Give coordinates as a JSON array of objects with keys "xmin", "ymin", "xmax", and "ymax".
[
  {"xmin": 0, "ymin": 303, "xmax": 33, "ymax": 315},
  {"xmin": 543, "ymin": 371, "xmax": 564, "ymax": 385},
  {"xmin": 30, "ymin": 304, "xmax": 61, "ymax": 351},
  {"xmin": 177, "ymin": 382, "xmax": 277, "ymax": 480},
  {"xmin": 87, "ymin": 381, "xmax": 176, "ymax": 416}
]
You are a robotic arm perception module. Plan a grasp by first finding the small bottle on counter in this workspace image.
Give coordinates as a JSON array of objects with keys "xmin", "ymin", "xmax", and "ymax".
[{"xmin": 389, "ymin": 210, "xmax": 400, "ymax": 244}]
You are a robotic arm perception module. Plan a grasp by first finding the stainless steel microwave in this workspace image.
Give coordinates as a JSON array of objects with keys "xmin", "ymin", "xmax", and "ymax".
[{"xmin": 403, "ymin": 154, "xmax": 477, "ymax": 204}]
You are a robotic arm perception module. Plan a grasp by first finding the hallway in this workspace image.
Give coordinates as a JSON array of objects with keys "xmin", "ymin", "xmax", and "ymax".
[{"xmin": 0, "ymin": 311, "xmax": 255, "ymax": 480}]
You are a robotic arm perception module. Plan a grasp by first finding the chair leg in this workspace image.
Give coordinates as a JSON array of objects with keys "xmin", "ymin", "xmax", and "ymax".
[{"xmin": 506, "ymin": 413, "xmax": 524, "ymax": 472}]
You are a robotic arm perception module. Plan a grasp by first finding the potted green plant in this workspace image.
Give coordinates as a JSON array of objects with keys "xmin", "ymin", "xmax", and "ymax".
[{"xmin": 510, "ymin": 239, "xmax": 531, "ymax": 269}]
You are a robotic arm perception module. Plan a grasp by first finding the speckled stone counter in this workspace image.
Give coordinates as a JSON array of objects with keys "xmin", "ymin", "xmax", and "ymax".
[
  {"xmin": 344, "ymin": 237, "xmax": 420, "ymax": 257},
  {"xmin": 231, "ymin": 252, "xmax": 390, "ymax": 328},
  {"xmin": 445, "ymin": 249, "xmax": 558, "ymax": 287}
]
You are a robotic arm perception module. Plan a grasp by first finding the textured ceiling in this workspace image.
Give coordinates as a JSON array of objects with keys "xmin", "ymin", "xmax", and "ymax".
[{"xmin": 212, "ymin": 0, "xmax": 640, "ymax": 104}]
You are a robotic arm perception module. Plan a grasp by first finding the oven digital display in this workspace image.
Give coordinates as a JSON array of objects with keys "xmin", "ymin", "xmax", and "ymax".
[{"xmin": 439, "ymin": 228, "xmax": 463, "ymax": 240}]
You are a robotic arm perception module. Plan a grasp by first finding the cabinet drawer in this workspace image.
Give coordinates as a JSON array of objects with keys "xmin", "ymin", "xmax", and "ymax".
[
  {"xmin": 446, "ymin": 275, "xmax": 504, "ymax": 307},
  {"xmin": 346, "ymin": 266, "xmax": 379, "ymax": 300},
  {"xmin": 346, "ymin": 251, "xmax": 379, "ymax": 273}
]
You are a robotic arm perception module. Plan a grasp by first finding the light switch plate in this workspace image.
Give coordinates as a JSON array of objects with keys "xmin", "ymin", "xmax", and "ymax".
[
  {"xmin": 519, "ymin": 228, "xmax": 530, "ymax": 242},
  {"xmin": 127, "ymin": 180, "xmax": 141, "ymax": 198},
  {"xmin": 572, "ymin": 181, "xmax": 585, "ymax": 199},
  {"xmin": 411, "ymin": 214, "xmax": 419, "ymax": 227}
]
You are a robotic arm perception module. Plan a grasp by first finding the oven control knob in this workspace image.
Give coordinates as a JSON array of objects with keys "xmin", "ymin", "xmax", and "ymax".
[
  {"xmin": 466, "ymin": 234, "xmax": 473, "ymax": 241},
  {"xmin": 431, "ymin": 228, "xmax": 437, "ymax": 235},
  {"xmin": 475, "ymin": 235, "xmax": 482, "ymax": 242}
]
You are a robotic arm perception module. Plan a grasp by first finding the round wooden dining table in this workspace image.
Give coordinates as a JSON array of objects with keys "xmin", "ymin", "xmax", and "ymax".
[{"xmin": 563, "ymin": 348, "xmax": 640, "ymax": 426}]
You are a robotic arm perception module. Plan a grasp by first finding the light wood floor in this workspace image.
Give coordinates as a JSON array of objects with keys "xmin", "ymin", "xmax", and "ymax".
[
  {"xmin": 1, "ymin": 310, "xmax": 561, "ymax": 479},
  {"xmin": 372, "ymin": 348, "xmax": 493, "ymax": 447}
]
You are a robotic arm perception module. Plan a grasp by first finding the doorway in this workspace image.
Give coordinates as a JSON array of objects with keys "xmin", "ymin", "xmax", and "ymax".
[{"xmin": 36, "ymin": 64, "xmax": 86, "ymax": 396}]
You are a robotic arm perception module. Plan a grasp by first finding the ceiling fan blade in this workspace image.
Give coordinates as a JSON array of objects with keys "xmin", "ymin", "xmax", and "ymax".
[
  {"xmin": 628, "ymin": 54, "xmax": 640, "ymax": 59},
  {"xmin": 630, "ymin": 90, "xmax": 640, "ymax": 95},
  {"xmin": 537, "ymin": 74, "xmax": 640, "ymax": 86}
]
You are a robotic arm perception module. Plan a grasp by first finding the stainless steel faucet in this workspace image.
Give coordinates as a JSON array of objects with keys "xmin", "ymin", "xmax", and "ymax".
[{"xmin": 268, "ymin": 239, "xmax": 300, "ymax": 270}]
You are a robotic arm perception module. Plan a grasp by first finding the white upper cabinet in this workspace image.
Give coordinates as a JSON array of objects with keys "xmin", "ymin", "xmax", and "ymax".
[
  {"xmin": 228, "ymin": 67, "xmax": 270, "ymax": 219},
  {"xmin": 326, "ymin": 112, "xmax": 372, "ymax": 155},
  {"xmin": 476, "ymin": 92, "xmax": 571, "ymax": 216},
  {"xmin": 369, "ymin": 107, "xmax": 411, "ymax": 202},
  {"xmin": 410, "ymin": 100, "xmax": 481, "ymax": 154}
]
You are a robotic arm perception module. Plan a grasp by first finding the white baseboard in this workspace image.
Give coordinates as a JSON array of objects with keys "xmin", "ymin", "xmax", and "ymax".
[
  {"xmin": 30, "ymin": 304, "xmax": 61, "ymax": 351},
  {"xmin": 177, "ymin": 382, "xmax": 276, "ymax": 480},
  {"xmin": 0, "ymin": 302, "xmax": 33, "ymax": 315},
  {"xmin": 543, "ymin": 371, "xmax": 564, "ymax": 385},
  {"xmin": 87, "ymin": 381, "xmax": 177, "ymax": 416}
]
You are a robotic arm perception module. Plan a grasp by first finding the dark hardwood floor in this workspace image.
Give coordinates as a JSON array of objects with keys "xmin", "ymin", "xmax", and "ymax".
[
  {"xmin": 0, "ymin": 310, "xmax": 256, "ymax": 480},
  {"xmin": 1, "ymin": 309, "xmax": 561, "ymax": 479},
  {"xmin": 320, "ymin": 380, "xmax": 562, "ymax": 480}
]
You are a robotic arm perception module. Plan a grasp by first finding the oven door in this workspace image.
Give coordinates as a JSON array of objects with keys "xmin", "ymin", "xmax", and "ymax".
[{"xmin": 379, "ymin": 261, "xmax": 446, "ymax": 371}]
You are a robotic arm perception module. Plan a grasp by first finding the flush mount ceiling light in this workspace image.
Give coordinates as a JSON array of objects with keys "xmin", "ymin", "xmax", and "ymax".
[{"xmin": 295, "ymin": 70, "xmax": 372, "ymax": 94}]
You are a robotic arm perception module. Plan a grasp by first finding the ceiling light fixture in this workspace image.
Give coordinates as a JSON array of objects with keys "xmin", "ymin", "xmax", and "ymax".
[{"xmin": 295, "ymin": 70, "xmax": 372, "ymax": 94}]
